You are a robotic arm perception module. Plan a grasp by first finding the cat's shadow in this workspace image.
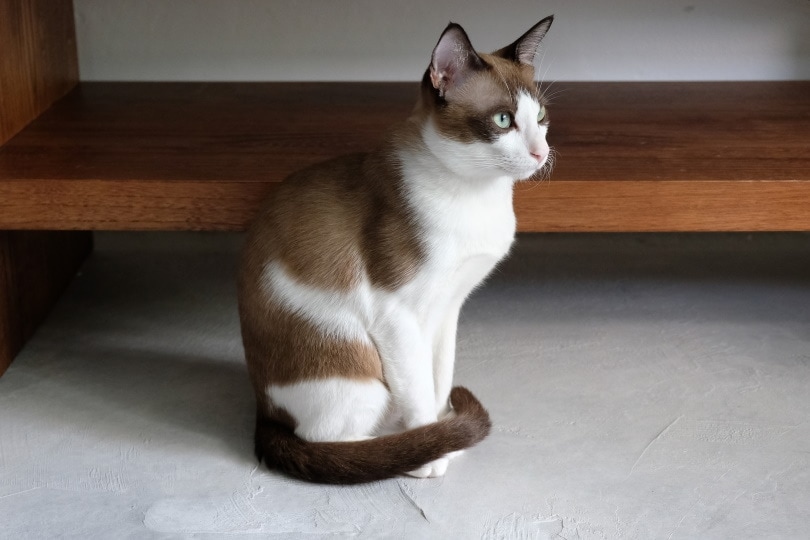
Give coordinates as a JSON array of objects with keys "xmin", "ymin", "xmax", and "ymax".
[
  {"xmin": 15, "ymin": 232, "xmax": 258, "ymax": 464},
  {"xmin": 25, "ymin": 342, "xmax": 256, "ymax": 465}
]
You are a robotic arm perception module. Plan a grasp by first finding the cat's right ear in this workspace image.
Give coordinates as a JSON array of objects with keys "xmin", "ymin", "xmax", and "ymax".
[
  {"xmin": 494, "ymin": 16, "xmax": 554, "ymax": 66},
  {"xmin": 430, "ymin": 23, "xmax": 486, "ymax": 98}
]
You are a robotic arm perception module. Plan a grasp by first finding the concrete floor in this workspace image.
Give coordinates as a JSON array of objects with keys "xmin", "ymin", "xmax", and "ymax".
[{"xmin": 1, "ymin": 232, "xmax": 808, "ymax": 539}]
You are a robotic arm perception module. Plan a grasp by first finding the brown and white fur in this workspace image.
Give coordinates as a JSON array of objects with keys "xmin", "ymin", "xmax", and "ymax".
[{"xmin": 238, "ymin": 17, "xmax": 554, "ymax": 484}]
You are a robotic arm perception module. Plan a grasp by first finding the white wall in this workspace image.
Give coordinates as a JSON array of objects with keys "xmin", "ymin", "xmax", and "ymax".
[{"xmin": 74, "ymin": 0, "xmax": 810, "ymax": 82}]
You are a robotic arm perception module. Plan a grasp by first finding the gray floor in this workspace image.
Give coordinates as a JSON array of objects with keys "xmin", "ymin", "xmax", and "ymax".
[{"xmin": 1, "ymin": 232, "xmax": 809, "ymax": 539}]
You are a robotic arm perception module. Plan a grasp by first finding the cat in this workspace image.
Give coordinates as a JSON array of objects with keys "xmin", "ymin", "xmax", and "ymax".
[{"xmin": 238, "ymin": 16, "xmax": 554, "ymax": 484}]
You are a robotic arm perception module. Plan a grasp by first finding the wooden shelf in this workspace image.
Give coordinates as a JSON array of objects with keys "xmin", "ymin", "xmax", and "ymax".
[{"xmin": 0, "ymin": 81, "xmax": 808, "ymax": 232}]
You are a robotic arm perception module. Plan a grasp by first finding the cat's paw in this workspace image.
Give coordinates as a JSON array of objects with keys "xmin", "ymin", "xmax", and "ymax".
[{"xmin": 406, "ymin": 457, "xmax": 449, "ymax": 478}]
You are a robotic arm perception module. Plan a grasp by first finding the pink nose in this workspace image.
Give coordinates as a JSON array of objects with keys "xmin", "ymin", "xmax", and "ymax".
[{"xmin": 531, "ymin": 151, "xmax": 545, "ymax": 163}]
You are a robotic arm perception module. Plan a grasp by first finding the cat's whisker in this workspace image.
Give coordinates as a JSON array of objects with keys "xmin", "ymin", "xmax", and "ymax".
[
  {"xmin": 538, "ymin": 80, "xmax": 555, "ymax": 98},
  {"xmin": 539, "ymin": 82, "xmax": 566, "ymax": 105},
  {"xmin": 523, "ymin": 147, "xmax": 558, "ymax": 190},
  {"xmin": 523, "ymin": 179, "xmax": 546, "ymax": 192},
  {"xmin": 537, "ymin": 49, "xmax": 553, "ymax": 88},
  {"xmin": 491, "ymin": 61, "xmax": 514, "ymax": 99},
  {"xmin": 542, "ymin": 87, "xmax": 566, "ymax": 102}
]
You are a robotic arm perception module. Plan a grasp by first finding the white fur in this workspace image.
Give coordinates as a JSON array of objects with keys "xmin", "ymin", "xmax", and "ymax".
[
  {"xmin": 261, "ymin": 92, "xmax": 549, "ymax": 477},
  {"xmin": 261, "ymin": 260, "xmax": 373, "ymax": 343},
  {"xmin": 269, "ymin": 378, "xmax": 389, "ymax": 442},
  {"xmin": 511, "ymin": 92, "xmax": 550, "ymax": 176}
]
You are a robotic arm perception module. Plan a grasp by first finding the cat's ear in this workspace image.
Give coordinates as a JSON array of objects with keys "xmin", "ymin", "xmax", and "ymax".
[
  {"xmin": 430, "ymin": 23, "xmax": 486, "ymax": 98},
  {"xmin": 494, "ymin": 15, "xmax": 554, "ymax": 66}
]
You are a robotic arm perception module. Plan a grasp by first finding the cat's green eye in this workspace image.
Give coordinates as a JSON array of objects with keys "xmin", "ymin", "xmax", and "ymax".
[
  {"xmin": 493, "ymin": 112, "xmax": 512, "ymax": 129},
  {"xmin": 537, "ymin": 105, "xmax": 547, "ymax": 123}
]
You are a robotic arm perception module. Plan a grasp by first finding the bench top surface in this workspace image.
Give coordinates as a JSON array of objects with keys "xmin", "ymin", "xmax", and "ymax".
[
  {"xmin": 1, "ymin": 81, "xmax": 808, "ymax": 231},
  {"xmin": 3, "ymin": 81, "xmax": 808, "ymax": 183}
]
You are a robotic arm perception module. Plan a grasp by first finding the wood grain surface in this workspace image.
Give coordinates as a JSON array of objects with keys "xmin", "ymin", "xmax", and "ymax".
[
  {"xmin": 0, "ymin": 0, "xmax": 86, "ymax": 375},
  {"xmin": 0, "ymin": 81, "xmax": 808, "ymax": 231},
  {"xmin": 0, "ymin": 0, "xmax": 78, "ymax": 145},
  {"xmin": 0, "ymin": 234, "xmax": 15, "ymax": 373},
  {"xmin": 0, "ymin": 231, "xmax": 92, "ymax": 375}
]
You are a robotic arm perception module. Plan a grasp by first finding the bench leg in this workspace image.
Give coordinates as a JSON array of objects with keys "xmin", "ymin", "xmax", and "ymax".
[{"xmin": 0, "ymin": 231, "xmax": 93, "ymax": 376}]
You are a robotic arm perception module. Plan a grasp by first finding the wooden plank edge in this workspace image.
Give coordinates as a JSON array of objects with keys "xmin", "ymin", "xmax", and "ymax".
[
  {"xmin": 0, "ymin": 178, "xmax": 808, "ymax": 232},
  {"xmin": 515, "ymin": 180, "xmax": 810, "ymax": 232},
  {"xmin": 0, "ymin": 179, "xmax": 277, "ymax": 231}
]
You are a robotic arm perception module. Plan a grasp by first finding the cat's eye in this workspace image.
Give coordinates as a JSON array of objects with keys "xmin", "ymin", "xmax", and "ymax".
[
  {"xmin": 492, "ymin": 112, "xmax": 512, "ymax": 129},
  {"xmin": 537, "ymin": 105, "xmax": 547, "ymax": 123}
]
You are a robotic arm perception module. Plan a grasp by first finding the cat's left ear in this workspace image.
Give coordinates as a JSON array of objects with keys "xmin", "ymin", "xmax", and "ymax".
[
  {"xmin": 430, "ymin": 23, "xmax": 487, "ymax": 98},
  {"xmin": 494, "ymin": 15, "xmax": 554, "ymax": 66}
]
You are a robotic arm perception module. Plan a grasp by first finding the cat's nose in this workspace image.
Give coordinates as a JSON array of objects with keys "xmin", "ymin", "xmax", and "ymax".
[{"xmin": 530, "ymin": 151, "xmax": 545, "ymax": 163}]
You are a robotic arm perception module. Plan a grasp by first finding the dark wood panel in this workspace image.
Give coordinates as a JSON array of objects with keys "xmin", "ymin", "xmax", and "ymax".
[
  {"xmin": 0, "ymin": 0, "xmax": 79, "ymax": 144},
  {"xmin": 0, "ymin": 231, "xmax": 92, "ymax": 376},
  {"xmin": 0, "ymin": 234, "xmax": 17, "ymax": 373},
  {"xmin": 0, "ymin": 81, "xmax": 808, "ymax": 231},
  {"xmin": 0, "ymin": 0, "xmax": 83, "ymax": 376}
]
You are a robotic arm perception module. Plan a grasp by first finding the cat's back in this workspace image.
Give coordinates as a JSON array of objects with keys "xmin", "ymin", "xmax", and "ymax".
[
  {"xmin": 267, "ymin": 152, "xmax": 370, "ymax": 224},
  {"xmin": 240, "ymin": 152, "xmax": 373, "ymax": 292},
  {"xmin": 240, "ymin": 145, "xmax": 424, "ymax": 295}
]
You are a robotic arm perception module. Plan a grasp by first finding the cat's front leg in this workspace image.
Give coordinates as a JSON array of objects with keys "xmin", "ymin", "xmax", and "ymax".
[
  {"xmin": 433, "ymin": 303, "xmax": 462, "ymax": 419},
  {"xmin": 370, "ymin": 308, "xmax": 451, "ymax": 478},
  {"xmin": 430, "ymin": 303, "xmax": 469, "ymax": 469}
]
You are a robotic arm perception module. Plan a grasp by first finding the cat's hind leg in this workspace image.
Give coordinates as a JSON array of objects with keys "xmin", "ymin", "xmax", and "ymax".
[{"xmin": 267, "ymin": 378, "xmax": 389, "ymax": 442}]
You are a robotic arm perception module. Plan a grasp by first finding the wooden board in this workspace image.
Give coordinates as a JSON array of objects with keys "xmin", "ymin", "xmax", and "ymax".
[
  {"xmin": 0, "ymin": 234, "xmax": 14, "ymax": 373},
  {"xmin": 0, "ymin": 231, "xmax": 92, "ymax": 375},
  {"xmin": 0, "ymin": 0, "xmax": 85, "ymax": 376},
  {"xmin": 0, "ymin": 0, "xmax": 79, "ymax": 144},
  {"xmin": 0, "ymin": 81, "xmax": 808, "ymax": 232}
]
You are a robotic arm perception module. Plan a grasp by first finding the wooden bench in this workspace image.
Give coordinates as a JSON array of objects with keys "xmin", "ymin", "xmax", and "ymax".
[{"xmin": 1, "ymin": 2, "xmax": 808, "ymax": 376}]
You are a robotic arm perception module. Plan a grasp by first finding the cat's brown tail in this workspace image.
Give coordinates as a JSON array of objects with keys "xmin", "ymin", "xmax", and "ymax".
[{"xmin": 254, "ymin": 386, "xmax": 491, "ymax": 484}]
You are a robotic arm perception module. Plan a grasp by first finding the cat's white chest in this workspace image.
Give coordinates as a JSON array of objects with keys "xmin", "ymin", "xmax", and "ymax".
[
  {"xmin": 418, "ymin": 174, "xmax": 515, "ymax": 256},
  {"xmin": 403, "ymin": 172, "xmax": 516, "ymax": 320}
]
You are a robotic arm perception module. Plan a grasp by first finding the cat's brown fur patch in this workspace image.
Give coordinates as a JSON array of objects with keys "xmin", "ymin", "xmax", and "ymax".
[
  {"xmin": 240, "ymin": 151, "xmax": 424, "ymax": 296},
  {"xmin": 244, "ymin": 305, "xmax": 384, "ymax": 386},
  {"xmin": 238, "ymin": 149, "xmax": 425, "ymax": 392},
  {"xmin": 241, "ymin": 302, "xmax": 383, "ymax": 387},
  {"xmin": 357, "ymin": 150, "xmax": 425, "ymax": 291}
]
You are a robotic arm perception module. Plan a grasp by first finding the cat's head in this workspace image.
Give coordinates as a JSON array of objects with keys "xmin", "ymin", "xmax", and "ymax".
[{"xmin": 418, "ymin": 17, "xmax": 554, "ymax": 182}]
